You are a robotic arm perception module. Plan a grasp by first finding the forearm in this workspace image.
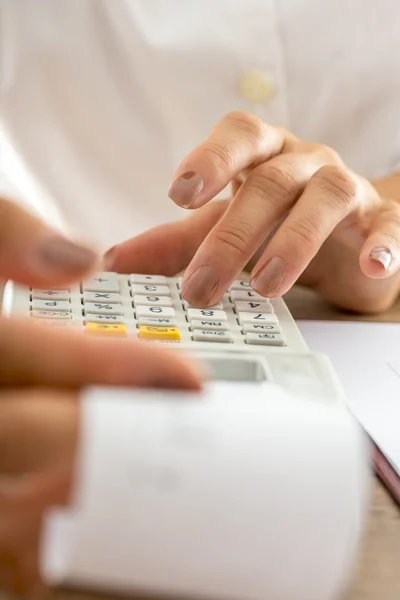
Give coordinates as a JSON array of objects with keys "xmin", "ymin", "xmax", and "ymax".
[{"xmin": 372, "ymin": 171, "xmax": 400, "ymax": 201}]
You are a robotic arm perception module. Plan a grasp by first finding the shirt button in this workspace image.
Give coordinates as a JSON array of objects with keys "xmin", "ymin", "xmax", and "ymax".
[{"xmin": 238, "ymin": 70, "xmax": 276, "ymax": 103}]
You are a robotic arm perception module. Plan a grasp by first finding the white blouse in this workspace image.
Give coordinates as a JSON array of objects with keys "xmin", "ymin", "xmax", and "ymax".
[{"xmin": 1, "ymin": 0, "xmax": 399, "ymax": 248}]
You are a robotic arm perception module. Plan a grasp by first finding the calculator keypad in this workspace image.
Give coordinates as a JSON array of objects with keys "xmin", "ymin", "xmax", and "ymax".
[{"xmin": 27, "ymin": 275, "xmax": 287, "ymax": 347}]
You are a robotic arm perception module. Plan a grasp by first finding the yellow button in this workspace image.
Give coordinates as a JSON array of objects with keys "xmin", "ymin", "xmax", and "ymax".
[
  {"xmin": 238, "ymin": 70, "xmax": 276, "ymax": 103},
  {"xmin": 139, "ymin": 326, "xmax": 181, "ymax": 341},
  {"xmin": 86, "ymin": 323, "xmax": 127, "ymax": 337}
]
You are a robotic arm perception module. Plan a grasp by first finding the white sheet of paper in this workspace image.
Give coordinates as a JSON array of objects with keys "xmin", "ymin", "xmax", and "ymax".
[
  {"xmin": 41, "ymin": 381, "xmax": 369, "ymax": 600},
  {"xmin": 298, "ymin": 321, "xmax": 400, "ymax": 475}
]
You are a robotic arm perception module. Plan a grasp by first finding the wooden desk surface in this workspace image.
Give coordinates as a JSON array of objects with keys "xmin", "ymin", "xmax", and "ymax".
[{"xmin": 1, "ymin": 285, "xmax": 399, "ymax": 600}]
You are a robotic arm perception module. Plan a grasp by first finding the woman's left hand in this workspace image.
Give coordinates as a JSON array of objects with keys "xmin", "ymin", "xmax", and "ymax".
[{"xmin": 106, "ymin": 112, "xmax": 400, "ymax": 313}]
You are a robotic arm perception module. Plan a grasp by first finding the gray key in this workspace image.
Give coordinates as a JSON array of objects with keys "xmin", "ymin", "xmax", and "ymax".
[
  {"xmin": 85, "ymin": 313, "xmax": 126, "ymax": 324},
  {"xmin": 31, "ymin": 310, "xmax": 72, "ymax": 320},
  {"xmin": 83, "ymin": 272, "xmax": 120, "ymax": 293},
  {"xmin": 192, "ymin": 329, "xmax": 234, "ymax": 343},
  {"xmin": 238, "ymin": 312, "xmax": 279, "ymax": 325},
  {"xmin": 183, "ymin": 300, "xmax": 223, "ymax": 310},
  {"xmin": 32, "ymin": 289, "xmax": 70, "ymax": 300},
  {"xmin": 187, "ymin": 308, "xmax": 227, "ymax": 322},
  {"xmin": 190, "ymin": 319, "xmax": 230, "ymax": 331},
  {"xmin": 84, "ymin": 292, "xmax": 122, "ymax": 303},
  {"xmin": 245, "ymin": 332, "xmax": 286, "ymax": 346},
  {"xmin": 234, "ymin": 301, "xmax": 273, "ymax": 314},
  {"xmin": 130, "ymin": 274, "xmax": 168, "ymax": 285},
  {"xmin": 242, "ymin": 323, "xmax": 281, "ymax": 334},
  {"xmin": 84, "ymin": 302, "xmax": 124, "ymax": 315},
  {"xmin": 32, "ymin": 299, "xmax": 71, "ymax": 312},
  {"xmin": 230, "ymin": 290, "xmax": 268, "ymax": 302},
  {"xmin": 133, "ymin": 295, "xmax": 173, "ymax": 307},
  {"xmin": 138, "ymin": 317, "xmax": 177, "ymax": 327},
  {"xmin": 131, "ymin": 284, "xmax": 171, "ymax": 296},
  {"xmin": 136, "ymin": 306, "xmax": 175, "ymax": 319},
  {"xmin": 229, "ymin": 280, "xmax": 252, "ymax": 291}
]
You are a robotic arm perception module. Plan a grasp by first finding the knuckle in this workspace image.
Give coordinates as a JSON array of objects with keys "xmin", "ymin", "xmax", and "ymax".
[
  {"xmin": 250, "ymin": 162, "xmax": 297, "ymax": 201},
  {"xmin": 202, "ymin": 140, "xmax": 237, "ymax": 174},
  {"xmin": 313, "ymin": 164, "xmax": 359, "ymax": 210},
  {"xmin": 224, "ymin": 111, "xmax": 265, "ymax": 138},
  {"xmin": 285, "ymin": 218, "xmax": 321, "ymax": 248},
  {"xmin": 213, "ymin": 218, "xmax": 255, "ymax": 257}
]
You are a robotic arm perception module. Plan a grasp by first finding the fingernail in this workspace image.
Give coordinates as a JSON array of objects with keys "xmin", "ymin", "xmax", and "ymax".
[
  {"xmin": 103, "ymin": 245, "xmax": 117, "ymax": 270},
  {"xmin": 37, "ymin": 236, "xmax": 98, "ymax": 272},
  {"xmin": 251, "ymin": 256, "xmax": 286, "ymax": 296},
  {"xmin": 182, "ymin": 266, "xmax": 219, "ymax": 306},
  {"xmin": 370, "ymin": 246, "xmax": 392, "ymax": 269},
  {"xmin": 168, "ymin": 171, "xmax": 204, "ymax": 208}
]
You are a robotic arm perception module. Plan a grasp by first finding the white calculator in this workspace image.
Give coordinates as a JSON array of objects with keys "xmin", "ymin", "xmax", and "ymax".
[{"xmin": 2, "ymin": 272, "xmax": 345, "ymax": 402}]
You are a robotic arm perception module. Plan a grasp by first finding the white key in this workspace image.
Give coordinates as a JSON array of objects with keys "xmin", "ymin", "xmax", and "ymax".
[
  {"xmin": 234, "ymin": 301, "xmax": 273, "ymax": 314},
  {"xmin": 84, "ymin": 302, "xmax": 124, "ymax": 315},
  {"xmin": 83, "ymin": 272, "xmax": 120, "ymax": 293},
  {"xmin": 31, "ymin": 289, "xmax": 70, "ymax": 300},
  {"xmin": 133, "ymin": 295, "xmax": 173, "ymax": 307},
  {"xmin": 85, "ymin": 313, "xmax": 126, "ymax": 324},
  {"xmin": 242, "ymin": 323, "xmax": 281, "ymax": 334},
  {"xmin": 32, "ymin": 299, "xmax": 71, "ymax": 312},
  {"xmin": 138, "ymin": 317, "xmax": 177, "ymax": 327},
  {"xmin": 37, "ymin": 319, "xmax": 79, "ymax": 328},
  {"xmin": 238, "ymin": 312, "xmax": 279, "ymax": 325},
  {"xmin": 183, "ymin": 300, "xmax": 223, "ymax": 310},
  {"xmin": 136, "ymin": 306, "xmax": 176, "ymax": 319},
  {"xmin": 245, "ymin": 332, "xmax": 286, "ymax": 346},
  {"xmin": 190, "ymin": 319, "xmax": 230, "ymax": 331},
  {"xmin": 130, "ymin": 274, "xmax": 168, "ymax": 285},
  {"xmin": 192, "ymin": 330, "xmax": 234, "ymax": 343},
  {"xmin": 230, "ymin": 290, "xmax": 268, "ymax": 302},
  {"xmin": 131, "ymin": 284, "xmax": 170, "ymax": 296},
  {"xmin": 31, "ymin": 310, "xmax": 72, "ymax": 320},
  {"xmin": 229, "ymin": 280, "xmax": 252, "ymax": 291},
  {"xmin": 187, "ymin": 308, "xmax": 227, "ymax": 322},
  {"xmin": 83, "ymin": 292, "xmax": 122, "ymax": 303}
]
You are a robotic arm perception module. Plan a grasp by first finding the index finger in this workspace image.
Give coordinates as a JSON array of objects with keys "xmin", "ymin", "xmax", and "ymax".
[{"xmin": 168, "ymin": 112, "xmax": 285, "ymax": 208}]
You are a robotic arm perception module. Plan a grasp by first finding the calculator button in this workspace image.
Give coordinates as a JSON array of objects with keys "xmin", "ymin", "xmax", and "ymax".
[
  {"xmin": 32, "ymin": 299, "xmax": 71, "ymax": 312},
  {"xmin": 187, "ymin": 308, "xmax": 227, "ymax": 322},
  {"xmin": 83, "ymin": 273, "xmax": 120, "ymax": 293},
  {"xmin": 245, "ymin": 332, "xmax": 286, "ymax": 346},
  {"xmin": 190, "ymin": 319, "xmax": 230, "ymax": 331},
  {"xmin": 31, "ymin": 310, "xmax": 72, "ymax": 320},
  {"xmin": 229, "ymin": 280, "xmax": 252, "ymax": 291},
  {"xmin": 37, "ymin": 320, "xmax": 78, "ymax": 329},
  {"xmin": 84, "ymin": 302, "xmax": 124, "ymax": 315},
  {"xmin": 130, "ymin": 274, "xmax": 168, "ymax": 285},
  {"xmin": 138, "ymin": 317, "xmax": 177, "ymax": 327},
  {"xmin": 85, "ymin": 323, "xmax": 127, "ymax": 337},
  {"xmin": 230, "ymin": 290, "xmax": 268, "ymax": 302},
  {"xmin": 31, "ymin": 289, "xmax": 70, "ymax": 300},
  {"xmin": 242, "ymin": 323, "xmax": 281, "ymax": 334},
  {"xmin": 131, "ymin": 284, "xmax": 171, "ymax": 296},
  {"xmin": 183, "ymin": 300, "xmax": 223, "ymax": 310},
  {"xmin": 238, "ymin": 312, "xmax": 279, "ymax": 325},
  {"xmin": 136, "ymin": 306, "xmax": 176, "ymax": 319},
  {"xmin": 192, "ymin": 330, "xmax": 234, "ymax": 343},
  {"xmin": 83, "ymin": 292, "xmax": 122, "ymax": 303},
  {"xmin": 234, "ymin": 301, "xmax": 273, "ymax": 314},
  {"xmin": 85, "ymin": 313, "xmax": 126, "ymax": 324},
  {"xmin": 133, "ymin": 295, "xmax": 173, "ymax": 307},
  {"xmin": 139, "ymin": 326, "xmax": 181, "ymax": 341}
]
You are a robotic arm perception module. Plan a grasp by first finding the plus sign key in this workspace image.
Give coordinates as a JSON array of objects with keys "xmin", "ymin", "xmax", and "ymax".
[{"xmin": 83, "ymin": 272, "xmax": 120, "ymax": 293}]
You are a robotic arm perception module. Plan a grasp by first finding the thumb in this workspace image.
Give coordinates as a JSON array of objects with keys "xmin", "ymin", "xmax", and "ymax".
[
  {"xmin": 104, "ymin": 200, "xmax": 228, "ymax": 275},
  {"xmin": 0, "ymin": 198, "xmax": 99, "ymax": 287}
]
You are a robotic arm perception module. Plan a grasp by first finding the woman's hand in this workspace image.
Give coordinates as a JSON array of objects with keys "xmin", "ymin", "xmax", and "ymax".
[
  {"xmin": 105, "ymin": 112, "xmax": 400, "ymax": 313},
  {"xmin": 0, "ymin": 197, "xmax": 201, "ymax": 595}
]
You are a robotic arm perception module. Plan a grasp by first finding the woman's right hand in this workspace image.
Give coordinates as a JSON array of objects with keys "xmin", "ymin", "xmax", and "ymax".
[{"xmin": 0, "ymin": 197, "xmax": 201, "ymax": 596}]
